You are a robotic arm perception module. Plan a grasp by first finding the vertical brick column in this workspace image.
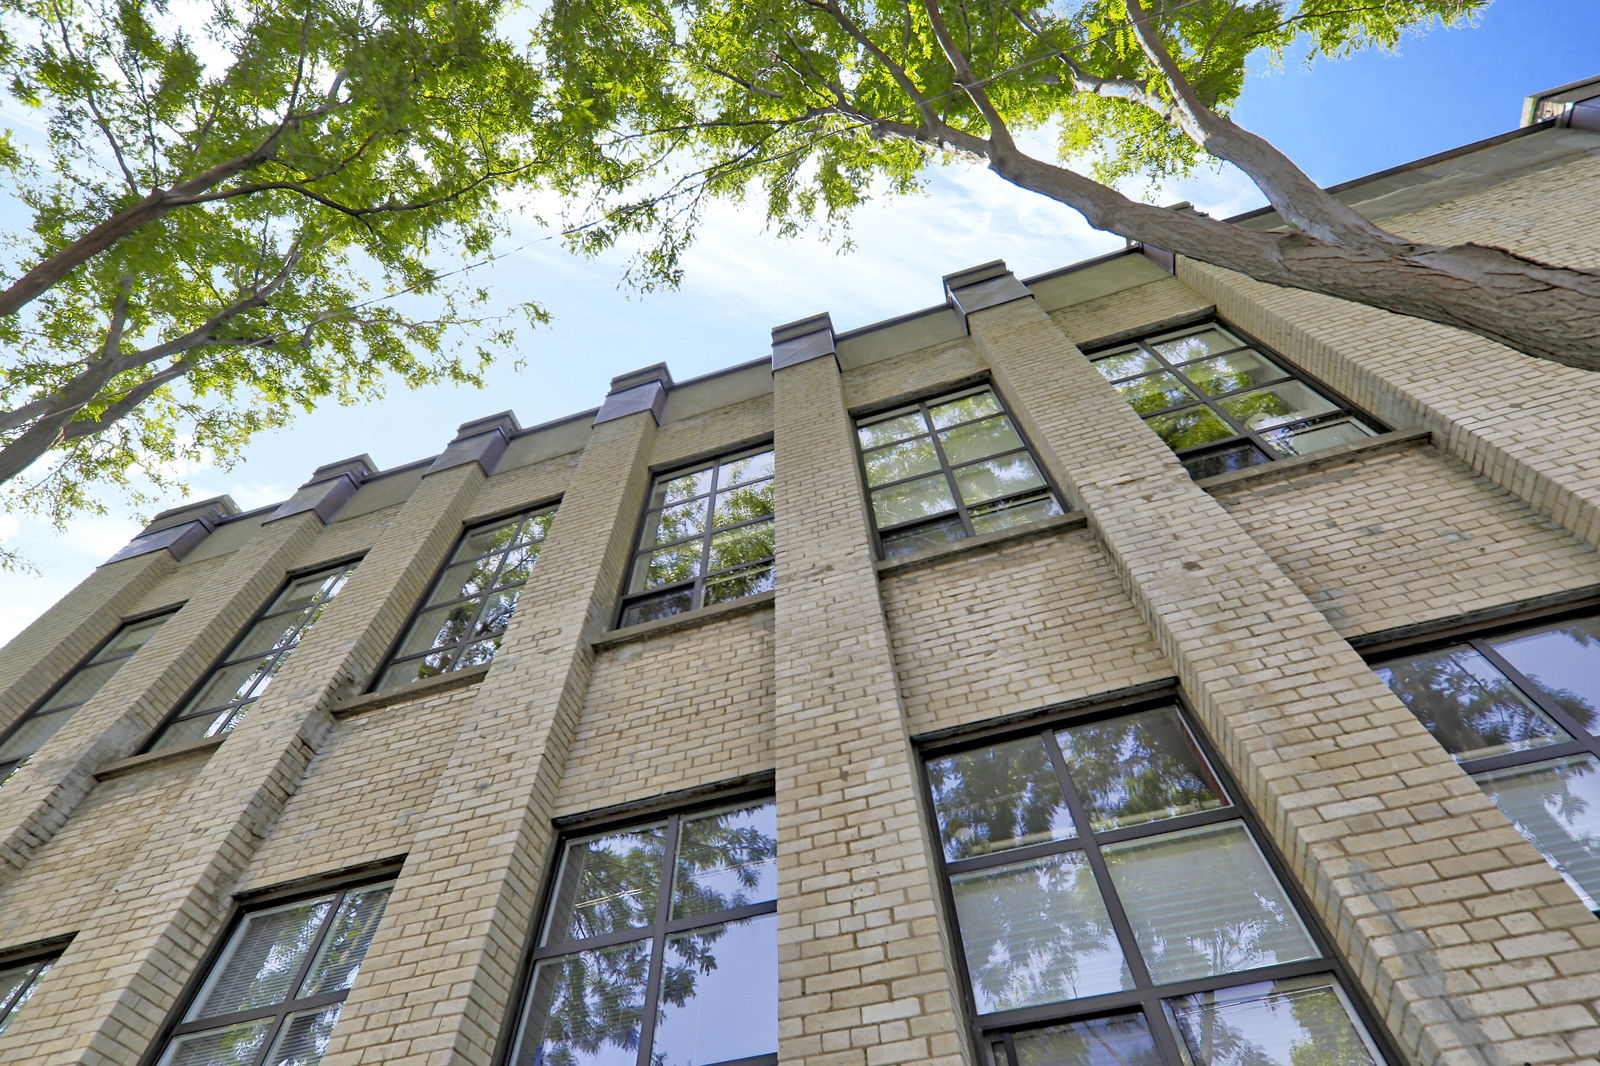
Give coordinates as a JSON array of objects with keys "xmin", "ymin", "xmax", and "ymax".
[
  {"xmin": 955, "ymin": 266, "xmax": 1600, "ymax": 1066},
  {"xmin": 0, "ymin": 441, "xmax": 492, "ymax": 1066},
  {"xmin": 768, "ymin": 316, "xmax": 973, "ymax": 1066},
  {"xmin": 1177, "ymin": 259, "xmax": 1600, "ymax": 551},
  {"xmin": 319, "ymin": 370, "xmax": 667, "ymax": 1066}
]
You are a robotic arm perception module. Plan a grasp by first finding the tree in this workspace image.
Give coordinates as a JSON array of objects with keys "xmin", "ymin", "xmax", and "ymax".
[
  {"xmin": 0, "ymin": 0, "xmax": 550, "ymax": 526},
  {"xmin": 536, "ymin": 0, "xmax": 1600, "ymax": 372}
]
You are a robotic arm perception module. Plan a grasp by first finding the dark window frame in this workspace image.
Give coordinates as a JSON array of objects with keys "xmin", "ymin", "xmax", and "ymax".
[
  {"xmin": 851, "ymin": 378, "xmax": 1067, "ymax": 560},
  {"xmin": 372, "ymin": 500, "xmax": 559, "ymax": 691},
  {"xmin": 0, "ymin": 605, "xmax": 180, "ymax": 780},
  {"xmin": 616, "ymin": 442, "xmax": 776, "ymax": 629},
  {"xmin": 140, "ymin": 864, "xmax": 402, "ymax": 1066},
  {"xmin": 919, "ymin": 693, "xmax": 1398, "ymax": 1066},
  {"xmin": 140, "ymin": 558, "xmax": 361, "ymax": 753},
  {"xmin": 498, "ymin": 787, "xmax": 779, "ymax": 1066},
  {"xmin": 1365, "ymin": 601, "xmax": 1600, "ymax": 911},
  {"xmin": 0, "ymin": 942, "xmax": 66, "ymax": 1036},
  {"xmin": 1085, "ymin": 320, "xmax": 1385, "ymax": 479}
]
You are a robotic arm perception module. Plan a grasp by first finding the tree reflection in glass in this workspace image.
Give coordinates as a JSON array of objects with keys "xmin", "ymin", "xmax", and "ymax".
[
  {"xmin": 1011, "ymin": 1013, "xmax": 1163, "ymax": 1066},
  {"xmin": 1476, "ymin": 755, "xmax": 1600, "ymax": 909},
  {"xmin": 1375, "ymin": 646, "xmax": 1562, "ymax": 760},
  {"xmin": 928, "ymin": 736, "xmax": 1074, "ymax": 861},
  {"xmin": 1170, "ymin": 977, "xmax": 1380, "ymax": 1066},
  {"xmin": 1056, "ymin": 708, "xmax": 1225, "ymax": 831},
  {"xmin": 1489, "ymin": 618, "xmax": 1600, "ymax": 733}
]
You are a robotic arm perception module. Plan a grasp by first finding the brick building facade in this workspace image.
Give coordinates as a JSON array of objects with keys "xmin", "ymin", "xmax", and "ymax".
[{"xmin": 1, "ymin": 89, "xmax": 1599, "ymax": 1066}]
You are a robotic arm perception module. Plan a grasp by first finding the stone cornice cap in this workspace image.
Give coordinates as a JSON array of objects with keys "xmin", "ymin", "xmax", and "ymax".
[
  {"xmin": 427, "ymin": 411, "xmax": 521, "ymax": 477},
  {"xmin": 943, "ymin": 260, "xmax": 1032, "ymax": 332},
  {"xmin": 596, "ymin": 364, "xmax": 673, "ymax": 425},
  {"xmin": 268, "ymin": 454, "xmax": 375, "ymax": 524},
  {"xmin": 105, "ymin": 495, "xmax": 237, "ymax": 565},
  {"xmin": 770, "ymin": 313, "xmax": 838, "ymax": 372}
]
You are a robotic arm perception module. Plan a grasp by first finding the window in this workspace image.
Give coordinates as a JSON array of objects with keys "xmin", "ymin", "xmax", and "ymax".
[
  {"xmin": 0, "ymin": 951, "xmax": 57, "ymax": 1035},
  {"xmin": 619, "ymin": 448, "xmax": 774, "ymax": 627},
  {"xmin": 506, "ymin": 799, "xmax": 777, "ymax": 1066},
  {"xmin": 376, "ymin": 505, "xmax": 556, "ymax": 690},
  {"xmin": 924, "ymin": 703, "xmax": 1389, "ymax": 1066},
  {"xmin": 150, "ymin": 877, "xmax": 394, "ymax": 1066},
  {"xmin": 146, "ymin": 563, "xmax": 355, "ymax": 752},
  {"xmin": 1373, "ymin": 611, "xmax": 1600, "ymax": 910},
  {"xmin": 1089, "ymin": 323, "xmax": 1380, "ymax": 479},
  {"xmin": 0, "ymin": 609, "xmax": 174, "ymax": 781},
  {"xmin": 855, "ymin": 384, "xmax": 1064, "ymax": 558}
]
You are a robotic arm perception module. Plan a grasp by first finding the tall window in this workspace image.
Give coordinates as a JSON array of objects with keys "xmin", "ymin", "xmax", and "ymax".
[
  {"xmin": 855, "ymin": 384, "xmax": 1064, "ymax": 559},
  {"xmin": 620, "ymin": 448, "xmax": 774, "ymax": 627},
  {"xmin": 507, "ymin": 799, "xmax": 777, "ymax": 1066},
  {"xmin": 1089, "ymin": 323, "xmax": 1380, "ymax": 479},
  {"xmin": 151, "ymin": 877, "xmax": 394, "ymax": 1066},
  {"xmin": 376, "ymin": 505, "xmax": 556, "ymax": 690},
  {"xmin": 146, "ymin": 563, "xmax": 355, "ymax": 752},
  {"xmin": 0, "ymin": 609, "xmax": 174, "ymax": 780},
  {"xmin": 1373, "ymin": 610, "xmax": 1600, "ymax": 911},
  {"xmin": 924, "ymin": 703, "xmax": 1388, "ymax": 1066},
  {"xmin": 0, "ymin": 951, "xmax": 57, "ymax": 1035}
]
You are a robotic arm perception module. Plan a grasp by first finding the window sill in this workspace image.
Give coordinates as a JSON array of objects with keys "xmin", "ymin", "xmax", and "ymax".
[
  {"xmin": 595, "ymin": 590, "xmax": 777, "ymax": 650},
  {"xmin": 875, "ymin": 512, "xmax": 1089, "ymax": 578},
  {"xmin": 97, "ymin": 736, "xmax": 224, "ymax": 780},
  {"xmin": 331, "ymin": 663, "xmax": 491, "ymax": 719},
  {"xmin": 1196, "ymin": 428, "xmax": 1431, "ymax": 493}
]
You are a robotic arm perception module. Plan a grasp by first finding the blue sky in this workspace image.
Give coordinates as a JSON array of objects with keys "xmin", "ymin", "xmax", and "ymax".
[{"xmin": 2, "ymin": 0, "xmax": 1598, "ymax": 642}]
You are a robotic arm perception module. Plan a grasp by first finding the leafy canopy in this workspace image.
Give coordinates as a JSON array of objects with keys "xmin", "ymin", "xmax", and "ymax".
[{"xmin": 0, "ymin": 0, "xmax": 552, "ymax": 524}]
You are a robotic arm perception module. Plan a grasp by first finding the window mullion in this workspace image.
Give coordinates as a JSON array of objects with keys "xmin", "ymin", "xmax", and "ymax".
[
  {"xmin": 921, "ymin": 403, "xmax": 973, "ymax": 538},
  {"xmin": 635, "ymin": 813, "xmax": 683, "ymax": 1066}
]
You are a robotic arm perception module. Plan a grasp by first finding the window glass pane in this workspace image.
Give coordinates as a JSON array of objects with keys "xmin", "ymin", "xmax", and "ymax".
[
  {"xmin": 262, "ymin": 1004, "xmax": 343, "ymax": 1066},
  {"xmin": 1489, "ymin": 618, "xmax": 1600, "ymax": 734},
  {"xmin": 543, "ymin": 824, "xmax": 666, "ymax": 945},
  {"xmin": 712, "ymin": 479, "xmax": 774, "ymax": 528},
  {"xmin": 1111, "ymin": 373, "xmax": 1200, "ymax": 414},
  {"xmin": 1375, "ymin": 646, "xmax": 1564, "ymax": 760},
  {"xmin": 0, "ymin": 711, "xmax": 72, "ymax": 763},
  {"xmin": 857, "ymin": 410, "xmax": 929, "ymax": 449},
  {"xmin": 970, "ymin": 494, "xmax": 1063, "ymax": 536},
  {"xmin": 299, "ymin": 884, "xmax": 393, "ymax": 996},
  {"xmin": 100, "ymin": 613, "xmax": 170, "ymax": 656},
  {"xmin": 619, "ymin": 590, "xmax": 696, "ymax": 628},
  {"xmin": 452, "ymin": 519, "xmax": 521, "ymax": 563},
  {"xmin": 952, "ymin": 852, "xmax": 1133, "ymax": 1012},
  {"xmin": 634, "ymin": 543, "xmax": 702, "ymax": 591},
  {"xmin": 930, "ymin": 389, "xmax": 1002, "ymax": 428},
  {"xmin": 928, "ymin": 736, "xmax": 1074, "ymax": 861},
  {"xmin": 953, "ymin": 455, "xmax": 1046, "ymax": 507},
  {"xmin": 1475, "ymin": 755, "xmax": 1600, "ymax": 909},
  {"xmin": 1263, "ymin": 416, "xmax": 1375, "ymax": 457},
  {"xmin": 271, "ymin": 571, "xmax": 343, "ymax": 615},
  {"xmin": 864, "ymin": 437, "xmax": 940, "ymax": 487},
  {"xmin": 432, "ymin": 558, "xmax": 501, "ymax": 603},
  {"xmin": 1146, "ymin": 408, "xmax": 1235, "ymax": 450},
  {"xmin": 156, "ymin": 1019, "xmax": 275, "ymax": 1066},
  {"xmin": 148, "ymin": 711, "xmax": 237, "ymax": 751},
  {"xmin": 881, "ymin": 517, "xmax": 967, "ymax": 558},
  {"xmin": 1170, "ymin": 977, "xmax": 1380, "ymax": 1066},
  {"xmin": 1092, "ymin": 349, "xmax": 1160, "ymax": 381},
  {"xmin": 646, "ymin": 499, "xmax": 710, "ymax": 547},
  {"xmin": 1216, "ymin": 382, "xmax": 1338, "ymax": 432},
  {"xmin": 455, "ymin": 637, "xmax": 501, "ymax": 669},
  {"xmin": 1011, "ymin": 1013, "xmax": 1164, "ymax": 1066},
  {"xmin": 0, "ymin": 958, "xmax": 50, "ymax": 1036},
  {"xmin": 191, "ymin": 899, "xmax": 333, "ymax": 1019},
  {"xmin": 1183, "ymin": 350, "xmax": 1286, "ymax": 396},
  {"xmin": 1181, "ymin": 443, "xmax": 1272, "ymax": 480},
  {"xmin": 653, "ymin": 470, "xmax": 711, "ymax": 508},
  {"xmin": 187, "ymin": 659, "xmax": 275, "ymax": 714},
  {"xmin": 39, "ymin": 660, "xmax": 122, "ymax": 710},
  {"xmin": 672, "ymin": 802, "xmax": 778, "ymax": 918},
  {"xmin": 653, "ymin": 915, "xmax": 778, "ymax": 1065},
  {"xmin": 514, "ymin": 942, "xmax": 650, "ymax": 1066},
  {"xmin": 1150, "ymin": 327, "xmax": 1243, "ymax": 363},
  {"xmin": 1105, "ymin": 822, "xmax": 1316, "ymax": 985},
  {"xmin": 939, "ymin": 415, "xmax": 1024, "ymax": 464},
  {"xmin": 718, "ymin": 450, "xmax": 774, "ymax": 486},
  {"xmin": 872, "ymin": 474, "xmax": 956, "ymax": 527},
  {"xmin": 1056, "ymin": 707, "xmax": 1226, "ymax": 832},
  {"xmin": 702, "ymin": 563, "xmax": 774, "ymax": 605},
  {"xmin": 394, "ymin": 603, "xmax": 478, "ymax": 661},
  {"xmin": 231, "ymin": 615, "xmax": 309, "ymax": 661}
]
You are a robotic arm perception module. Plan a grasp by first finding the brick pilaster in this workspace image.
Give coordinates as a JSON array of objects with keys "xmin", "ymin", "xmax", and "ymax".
[
  {"xmin": 966, "ymin": 288, "xmax": 1600, "ymax": 1066},
  {"xmin": 769, "ymin": 348, "xmax": 973, "ymax": 1066}
]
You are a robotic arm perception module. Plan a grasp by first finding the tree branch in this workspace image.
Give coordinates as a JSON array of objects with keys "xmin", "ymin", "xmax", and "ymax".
[{"xmin": 920, "ymin": 0, "xmax": 1018, "ymax": 153}]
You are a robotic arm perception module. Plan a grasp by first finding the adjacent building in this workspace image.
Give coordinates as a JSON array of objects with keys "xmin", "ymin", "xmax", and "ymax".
[{"xmin": 1, "ymin": 81, "xmax": 1600, "ymax": 1066}]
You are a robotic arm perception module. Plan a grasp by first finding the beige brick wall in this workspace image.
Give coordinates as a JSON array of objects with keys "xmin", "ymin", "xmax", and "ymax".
[
  {"xmin": 559, "ymin": 608, "xmax": 775, "ymax": 816},
  {"xmin": 842, "ymin": 336, "xmax": 984, "ymax": 411},
  {"xmin": 1048, "ymin": 275, "xmax": 1211, "ymax": 346},
  {"xmin": 1218, "ymin": 444, "xmax": 1600, "ymax": 636},
  {"xmin": 882, "ymin": 530, "xmax": 1169, "ymax": 735}
]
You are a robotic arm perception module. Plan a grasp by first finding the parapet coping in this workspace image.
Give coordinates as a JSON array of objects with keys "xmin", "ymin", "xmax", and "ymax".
[
  {"xmin": 1197, "ymin": 428, "xmax": 1433, "ymax": 494},
  {"xmin": 875, "ymin": 512, "xmax": 1090, "ymax": 578},
  {"xmin": 592, "ymin": 590, "xmax": 777, "ymax": 651},
  {"xmin": 330, "ymin": 663, "xmax": 492, "ymax": 718}
]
